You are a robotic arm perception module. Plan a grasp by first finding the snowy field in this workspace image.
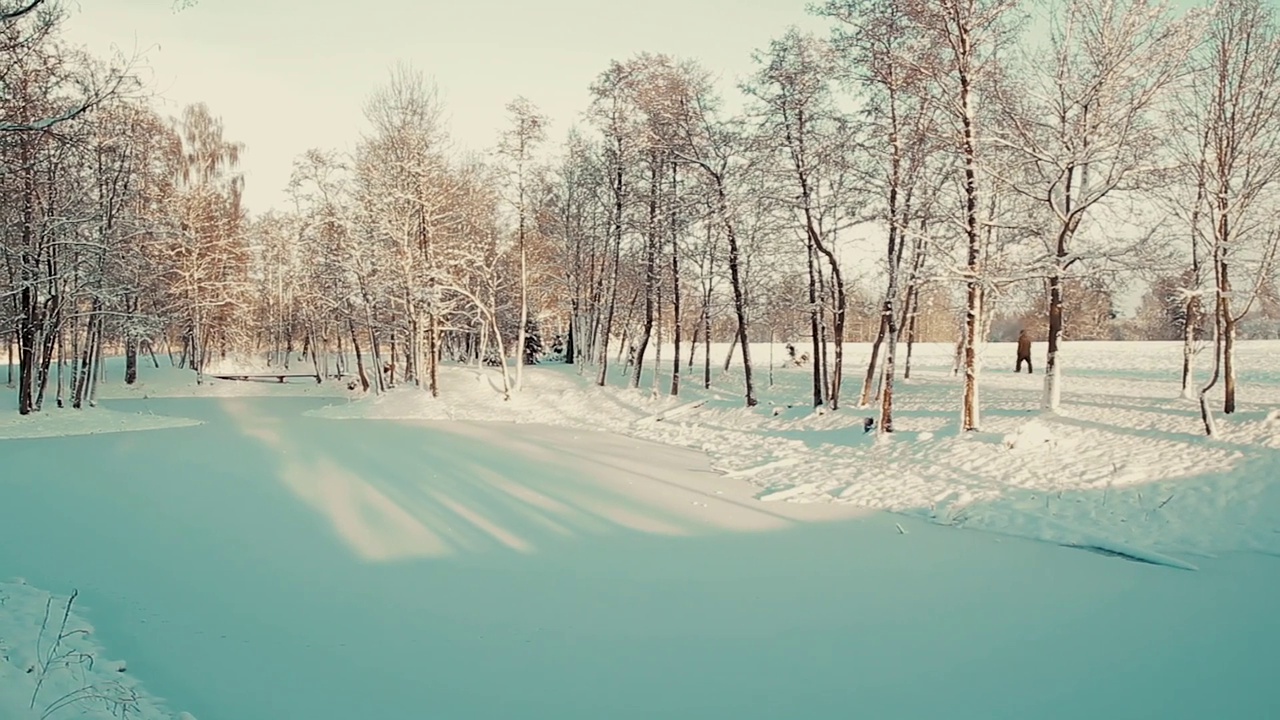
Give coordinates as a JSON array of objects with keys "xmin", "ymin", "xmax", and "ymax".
[
  {"xmin": 2, "ymin": 341, "xmax": 1279, "ymax": 718},
  {"xmin": 314, "ymin": 339, "xmax": 1280, "ymax": 564}
]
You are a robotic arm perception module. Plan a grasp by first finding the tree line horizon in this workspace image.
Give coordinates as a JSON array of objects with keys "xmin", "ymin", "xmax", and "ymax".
[{"xmin": 3, "ymin": 0, "xmax": 1278, "ymax": 438}]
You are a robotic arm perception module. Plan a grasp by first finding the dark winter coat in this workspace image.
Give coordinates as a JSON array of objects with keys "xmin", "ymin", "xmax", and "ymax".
[{"xmin": 1016, "ymin": 331, "xmax": 1032, "ymax": 360}]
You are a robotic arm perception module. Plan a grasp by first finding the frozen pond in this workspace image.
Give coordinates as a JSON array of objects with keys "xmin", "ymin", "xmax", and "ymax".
[{"xmin": 2, "ymin": 396, "xmax": 1278, "ymax": 719}]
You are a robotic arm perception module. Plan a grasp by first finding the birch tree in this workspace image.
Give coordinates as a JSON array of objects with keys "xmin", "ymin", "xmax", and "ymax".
[
  {"xmin": 995, "ymin": 0, "xmax": 1199, "ymax": 411},
  {"xmin": 167, "ymin": 103, "xmax": 247, "ymax": 379},
  {"xmin": 358, "ymin": 65, "xmax": 454, "ymax": 395},
  {"xmin": 498, "ymin": 96, "xmax": 547, "ymax": 392},
  {"xmin": 904, "ymin": 0, "xmax": 1020, "ymax": 431}
]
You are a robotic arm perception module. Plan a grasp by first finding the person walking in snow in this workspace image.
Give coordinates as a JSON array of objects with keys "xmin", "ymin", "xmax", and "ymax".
[{"xmin": 1016, "ymin": 329, "xmax": 1033, "ymax": 374}]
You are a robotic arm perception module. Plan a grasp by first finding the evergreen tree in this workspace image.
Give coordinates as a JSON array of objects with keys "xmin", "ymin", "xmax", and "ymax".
[{"xmin": 523, "ymin": 319, "xmax": 543, "ymax": 365}]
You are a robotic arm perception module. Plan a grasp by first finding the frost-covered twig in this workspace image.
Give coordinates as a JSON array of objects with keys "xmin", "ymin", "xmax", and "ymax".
[
  {"xmin": 40, "ymin": 681, "xmax": 140, "ymax": 720},
  {"xmin": 30, "ymin": 590, "xmax": 93, "ymax": 710}
]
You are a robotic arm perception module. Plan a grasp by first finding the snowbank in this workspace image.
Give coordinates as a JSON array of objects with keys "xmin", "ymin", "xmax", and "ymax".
[
  {"xmin": 0, "ymin": 580, "xmax": 190, "ymax": 720},
  {"xmin": 0, "ymin": 406, "xmax": 201, "ymax": 440}
]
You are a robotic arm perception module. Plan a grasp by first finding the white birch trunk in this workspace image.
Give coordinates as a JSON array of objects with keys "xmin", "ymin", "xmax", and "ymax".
[{"xmin": 515, "ymin": 243, "xmax": 528, "ymax": 392}]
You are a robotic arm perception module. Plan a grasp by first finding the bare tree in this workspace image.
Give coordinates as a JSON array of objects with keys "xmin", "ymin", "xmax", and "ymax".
[
  {"xmin": 0, "ymin": 1, "xmax": 132, "ymax": 134},
  {"xmin": 358, "ymin": 64, "xmax": 455, "ymax": 395},
  {"xmin": 903, "ymin": 0, "xmax": 1021, "ymax": 431},
  {"xmin": 498, "ymin": 96, "xmax": 547, "ymax": 392},
  {"xmin": 587, "ymin": 61, "xmax": 643, "ymax": 387},
  {"xmin": 819, "ymin": 0, "xmax": 947, "ymax": 431},
  {"xmin": 1187, "ymin": 0, "xmax": 1280, "ymax": 434},
  {"xmin": 746, "ymin": 28, "xmax": 855, "ymax": 410},
  {"xmin": 675, "ymin": 79, "xmax": 761, "ymax": 407},
  {"xmin": 994, "ymin": 0, "xmax": 1199, "ymax": 411}
]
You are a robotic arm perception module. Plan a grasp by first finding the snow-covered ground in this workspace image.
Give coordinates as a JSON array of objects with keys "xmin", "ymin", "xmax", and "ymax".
[
  {"xmin": 2, "ymin": 341, "xmax": 1279, "ymax": 718},
  {"xmin": 311, "ymin": 340, "xmax": 1280, "ymax": 564},
  {"xmin": 7, "ymin": 341, "xmax": 1278, "ymax": 562},
  {"xmin": 1, "ymin": 393, "xmax": 1278, "ymax": 719},
  {"xmin": 0, "ymin": 406, "xmax": 202, "ymax": 440},
  {"xmin": 0, "ymin": 355, "xmax": 340, "ymax": 440},
  {"xmin": 0, "ymin": 580, "xmax": 193, "ymax": 720}
]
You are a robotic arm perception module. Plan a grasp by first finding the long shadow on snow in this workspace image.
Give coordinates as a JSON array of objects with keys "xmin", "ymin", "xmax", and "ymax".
[
  {"xmin": 312, "ymin": 420, "xmax": 717, "ymax": 555},
  {"xmin": 12, "ymin": 395, "xmax": 1280, "ymax": 720},
  {"xmin": 1048, "ymin": 412, "xmax": 1265, "ymax": 450},
  {"xmin": 218, "ymin": 398, "xmax": 819, "ymax": 562}
]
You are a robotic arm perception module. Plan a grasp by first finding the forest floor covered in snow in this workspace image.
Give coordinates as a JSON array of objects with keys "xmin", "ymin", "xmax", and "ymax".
[{"xmin": 2, "ymin": 341, "xmax": 1279, "ymax": 718}]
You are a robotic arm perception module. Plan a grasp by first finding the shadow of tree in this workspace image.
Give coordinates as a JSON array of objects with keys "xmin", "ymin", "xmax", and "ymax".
[{"xmin": 219, "ymin": 397, "xmax": 865, "ymax": 563}]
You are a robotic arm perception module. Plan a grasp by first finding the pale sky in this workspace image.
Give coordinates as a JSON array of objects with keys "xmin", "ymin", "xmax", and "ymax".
[{"xmin": 64, "ymin": 0, "xmax": 826, "ymax": 215}]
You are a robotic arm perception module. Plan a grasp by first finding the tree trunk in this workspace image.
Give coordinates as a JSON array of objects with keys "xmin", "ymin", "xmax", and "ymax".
[
  {"xmin": 348, "ymin": 327, "xmax": 363, "ymax": 387},
  {"xmin": 597, "ymin": 165, "xmax": 624, "ymax": 387},
  {"xmin": 703, "ymin": 300, "xmax": 712, "ymax": 389},
  {"xmin": 819, "ymin": 309, "xmax": 830, "ymax": 400},
  {"xmin": 654, "ymin": 285, "xmax": 663, "ymax": 395},
  {"xmin": 310, "ymin": 331, "xmax": 324, "ymax": 383},
  {"xmin": 807, "ymin": 240, "xmax": 823, "ymax": 407},
  {"xmin": 55, "ymin": 316, "xmax": 65, "ymax": 409},
  {"xmin": 688, "ymin": 321, "xmax": 700, "ymax": 373},
  {"xmin": 861, "ymin": 313, "xmax": 888, "ymax": 407},
  {"xmin": 488, "ymin": 309, "xmax": 514, "ymax": 400},
  {"xmin": 900, "ymin": 233, "xmax": 927, "ymax": 382},
  {"xmin": 17, "ymin": 289, "xmax": 36, "ymax": 415},
  {"xmin": 88, "ymin": 315, "xmax": 105, "ymax": 407},
  {"xmin": 669, "ymin": 162, "xmax": 682, "ymax": 397},
  {"xmin": 811, "ymin": 237, "xmax": 844, "ymax": 410},
  {"xmin": 125, "ymin": 338, "xmax": 138, "ymax": 385},
  {"xmin": 879, "ymin": 271, "xmax": 905, "ymax": 434},
  {"xmin": 1043, "ymin": 270, "xmax": 1065, "ymax": 410},
  {"xmin": 632, "ymin": 163, "xmax": 660, "ymax": 390},
  {"xmin": 429, "ymin": 312, "xmax": 441, "ymax": 398},
  {"xmin": 1199, "ymin": 292, "xmax": 1223, "ymax": 437},
  {"xmin": 73, "ymin": 310, "xmax": 100, "ymax": 409},
  {"xmin": 959, "ymin": 65, "xmax": 983, "ymax": 432},
  {"xmin": 16, "ymin": 161, "xmax": 36, "ymax": 415},
  {"xmin": 406, "ymin": 315, "xmax": 418, "ymax": 384},
  {"xmin": 723, "ymin": 330, "xmax": 737, "ymax": 374},
  {"xmin": 516, "ymin": 242, "xmax": 528, "ymax": 392},
  {"xmin": 1218, "ymin": 194, "xmax": 1235, "ymax": 415},
  {"xmin": 370, "ymin": 328, "xmax": 385, "ymax": 393},
  {"xmin": 406, "ymin": 330, "xmax": 417, "ymax": 384},
  {"xmin": 34, "ymin": 295, "xmax": 59, "ymax": 412},
  {"xmin": 903, "ymin": 294, "xmax": 920, "ymax": 381},
  {"xmin": 714, "ymin": 181, "xmax": 756, "ymax": 406},
  {"xmin": 962, "ymin": 283, "xmax": 983, "ymax": 431},
  {"xmin": 1223, "ymin": 303, "xmax": 1236, "ymax": 415},
  {"xmin": 898, "ymin": 284, "xmax": 917, "ymax": 379},
  {"xmin": 1180, "ymin": 297, "xmax": 1199, "ymax": 400},
  {"xmin": 335, "ymin": 330, "xmax": 346, "ymax": 379},
  {"xmin": 566, "ymin": 299, "xmax": 577, "ymax": 365}
]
